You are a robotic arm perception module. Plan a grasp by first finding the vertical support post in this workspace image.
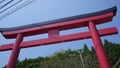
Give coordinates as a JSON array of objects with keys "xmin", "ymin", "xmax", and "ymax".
[
  {"xmin": 7, "ymin": 33, "xmax": 23, "ymax": 68},
  {"xmin": 48, "ymin": 29, "xmax": 60, "ymax": 38},
  {"xmin": 88, "ymin": 21, "xmax": 111, "ymax": 68}
]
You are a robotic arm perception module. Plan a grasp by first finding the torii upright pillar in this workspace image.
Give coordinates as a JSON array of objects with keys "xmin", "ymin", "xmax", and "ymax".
[
  {"xmin": 88, "ymin": 21, "xmax": 111, "ymax": 68},
  {"xmin": 7, "ymin": 34, "xmax": 23, "ymax": 68}
]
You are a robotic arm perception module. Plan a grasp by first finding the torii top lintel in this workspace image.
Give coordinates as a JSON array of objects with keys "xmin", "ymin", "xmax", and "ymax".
[{"xmin": 0, "ymin": 6, "xmax": 117, "ymax": 39}]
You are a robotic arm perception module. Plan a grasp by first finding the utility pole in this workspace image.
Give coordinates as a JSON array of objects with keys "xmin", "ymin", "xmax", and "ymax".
[{"xmin": 79, "ymin": 49, "xmax": 85, "ymax": 68}]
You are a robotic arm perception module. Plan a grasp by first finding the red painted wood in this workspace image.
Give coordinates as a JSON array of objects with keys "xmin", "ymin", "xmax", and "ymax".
[
  {"xmin": 7, "ymin": 34, "xmax": 23, "ymax": 68},
  {"xmin": 0, "ymin": 27, "xmax": 118, "ymax": 51},
  {"xmin": 48, "ymin": 29, "xmax": 60, "ymax": 38},
  {"xmin": 2, "ymin": 12, "xmax": 114, "ymax": 39},
  {"xmin": 88, "ymin": 21, "xmax": 111, "ymax": 68}
]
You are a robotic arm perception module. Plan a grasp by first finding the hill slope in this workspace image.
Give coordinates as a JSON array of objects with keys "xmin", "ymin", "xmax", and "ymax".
[{"xmin": 3, "ymin": 40, "xmax": 120, "ymax": 68}]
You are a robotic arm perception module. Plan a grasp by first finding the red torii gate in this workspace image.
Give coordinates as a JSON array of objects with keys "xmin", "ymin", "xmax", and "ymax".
[{"xmin": 0, "ymin": 6, "xmax": 118, "ymax": 68}]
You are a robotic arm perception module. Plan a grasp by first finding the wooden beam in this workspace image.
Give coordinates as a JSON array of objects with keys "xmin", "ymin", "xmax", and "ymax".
[
  {"xmin": 2, "ymin": 12, "xmax": 114, "ymax": 39},
  {"xmin": 0, "ymin": 27, "xmax": 118, "ymax": 51}
]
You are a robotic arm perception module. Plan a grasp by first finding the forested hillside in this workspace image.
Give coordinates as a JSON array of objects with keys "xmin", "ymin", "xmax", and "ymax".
[{"xmin": 3, "ymin": 40, "xmax": 120, "ymax": 68}]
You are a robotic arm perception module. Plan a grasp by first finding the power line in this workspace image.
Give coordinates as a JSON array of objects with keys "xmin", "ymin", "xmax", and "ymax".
[
  {"xmin": 0, "ymin": 0, "xmax": 23, "ymax": 14},
  {"xmin": 0, "ymin": 0, "xmax": 14, "ymax": 9},
  {"xmin": 0, "ymin": 0, "xmax": 34, "ymax": 20},
  {"xmin": 0, "ymin": 0, "xmax": 5, "ymax": 3}
]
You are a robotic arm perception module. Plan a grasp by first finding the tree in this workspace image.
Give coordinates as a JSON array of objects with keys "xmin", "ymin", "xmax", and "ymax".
[
  {"xmin": 104, "ymin": 39, "xmax": 120, "ymax": 67},
  {"xmin": 3, "ymin": 40, "xmax": 120, "ymax": 68}
]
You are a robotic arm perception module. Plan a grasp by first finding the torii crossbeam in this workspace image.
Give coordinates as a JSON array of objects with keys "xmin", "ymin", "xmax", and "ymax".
[{"xmin": 0, "ymin": 6, "xmax": 118, "ymax": 68}]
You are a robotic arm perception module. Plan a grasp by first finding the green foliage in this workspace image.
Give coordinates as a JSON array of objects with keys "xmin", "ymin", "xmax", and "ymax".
[
  {"xmin": 3, "ymin": 40, "xmax": 120, "ymax": 68},
  {"xmin": 104, "ymin": 39, "xmax": 120, "ymax": 67}
]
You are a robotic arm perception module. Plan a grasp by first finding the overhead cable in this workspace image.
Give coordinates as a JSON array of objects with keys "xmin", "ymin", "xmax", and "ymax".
[
  {"xmin": 0, "ymin": 0, "xmax": 34, "ymax": 20},
  {"xmin": 0, "ymin": 0, "xmax": 23, "ymax": 14},
  {"xmin": 0, "ymin": 0, "xmax": 5, "ymax": 3},
  {"xmin": 0, "ymin": 0, "xmax": 14, "ymax": 9}
]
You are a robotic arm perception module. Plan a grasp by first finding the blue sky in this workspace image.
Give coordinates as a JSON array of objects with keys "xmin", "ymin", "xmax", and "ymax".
[{"xmin": 0, "ymin": 0, "xmax": 120, "ymax": 67}]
